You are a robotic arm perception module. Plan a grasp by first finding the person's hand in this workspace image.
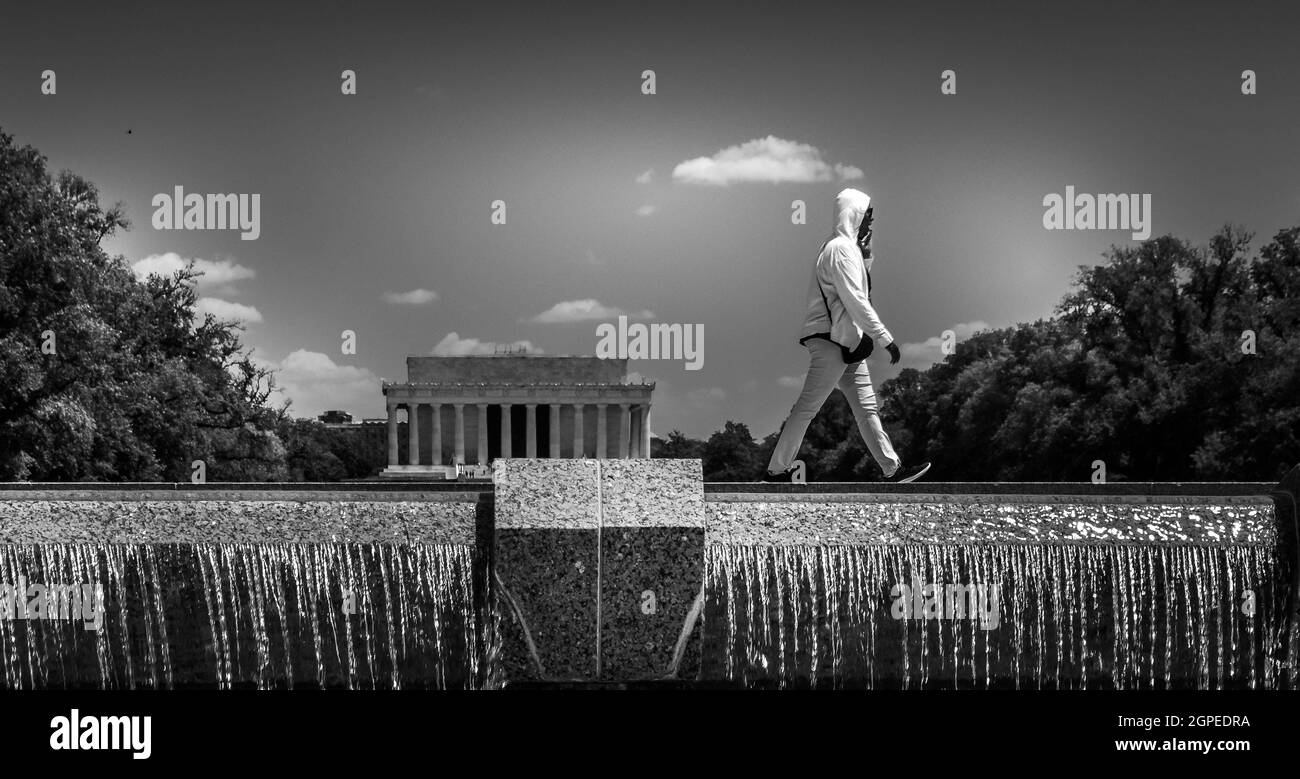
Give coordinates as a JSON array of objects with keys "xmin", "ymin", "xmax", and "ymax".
[{"xmin": 886, "ymin": 342, "xmax": 900, "ymax": 365}]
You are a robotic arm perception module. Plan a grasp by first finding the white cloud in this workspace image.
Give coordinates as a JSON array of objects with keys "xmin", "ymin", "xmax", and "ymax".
[
  {"xmin": 195, "ymin": 297, "xmax": 263, "ymax": 323},
  {"xmin": 685, "ymin": 386, "xmax": 727, "ymax": 405},
  {"xmin": 636, "ymin": 204, "xmax": 657, "ymax": 217},
  {"xmin": 671, "ymin": 135, "xmax": 865, "ymax": 186},
  {"xmin": 527, "ymin": 299, "xmax": 654, "ymax": 324},
  {"xmin": 431, "ymin": 332, "xmax": 540, "ymax": 356},
  {"xmin": 777, "ymin": 374, "xmax": 805, "ymax": 388},
  {"xmin": 899, "ymin": 321, "xmax": 991, "ymax": 367},
  {"xmin": 134, "ymin": 253, "xmax": 262, "ymax": 325},
  {"xmin": 635, "ymin": 168, "xmax": 654, "ymax": 184},
  {"xmin": 261, "ymin": 349, "xmax": 381, "ymax": 419},
  {"xmin": 131, "ymin": 252, "xmax": 255, "ymax": 293},
  {"xmin": 382, "ymin": 288, "xmax": 438, "ymax": 305}
]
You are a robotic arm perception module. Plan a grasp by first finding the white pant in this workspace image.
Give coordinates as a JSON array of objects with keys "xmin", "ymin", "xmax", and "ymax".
[{"xmin": 767, "ymin": 338, "xmax": 901, "ymax": 477}]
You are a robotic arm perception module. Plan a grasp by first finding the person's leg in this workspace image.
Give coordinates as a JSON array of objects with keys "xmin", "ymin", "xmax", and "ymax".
[
  {"xmin": 837, "ymin": 360, "xmax": 902, "ymax": 477},
  {"xmin": 765, "ymin": 339, "xmax": 844, "ymax": 474}
]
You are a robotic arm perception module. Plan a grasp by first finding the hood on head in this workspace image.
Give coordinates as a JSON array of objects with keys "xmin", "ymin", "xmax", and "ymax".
[{"xmin": 833, "ymin": 187, "xmax": 871, "ymax": 241}]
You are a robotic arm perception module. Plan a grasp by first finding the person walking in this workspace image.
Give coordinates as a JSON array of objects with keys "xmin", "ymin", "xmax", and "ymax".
[{"xmin": 762, "ymin": 187, "xmax": 931, "ymax": 483}]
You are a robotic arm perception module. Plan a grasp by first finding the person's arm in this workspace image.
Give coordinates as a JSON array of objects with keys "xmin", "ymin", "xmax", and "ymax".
[{"xmin": 829, "ymin": 246, "xmax": 894, "ymax": 348}]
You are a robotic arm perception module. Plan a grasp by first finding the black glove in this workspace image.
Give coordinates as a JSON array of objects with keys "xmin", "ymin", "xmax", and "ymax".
[{"xmin": 885, "ymin": 342, "xmax": 900, "ymax": 365}]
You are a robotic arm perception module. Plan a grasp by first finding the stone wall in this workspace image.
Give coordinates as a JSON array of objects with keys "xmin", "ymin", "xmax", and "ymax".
[{"xmin": 1, "ymin": 466, "xmax": 1297, "ymax": 690}]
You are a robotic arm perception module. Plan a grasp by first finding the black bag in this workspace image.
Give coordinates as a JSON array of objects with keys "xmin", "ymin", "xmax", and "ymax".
[{"xmin": 815, "ymin": 268, "xmax": 874, "ymax": 363}]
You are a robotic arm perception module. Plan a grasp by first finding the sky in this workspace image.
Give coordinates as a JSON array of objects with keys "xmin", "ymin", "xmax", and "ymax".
[{"xmin": 3, "ymin": 0, "xmax": 1298, "ymax": 438}]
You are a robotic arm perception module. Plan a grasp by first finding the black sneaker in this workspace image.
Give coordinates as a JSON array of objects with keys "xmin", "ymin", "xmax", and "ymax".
[
  {"xmin": 886, "ymin": 462, "xmax": 931, "ymax": 483},
  {"xmin": 760, "ymin": 467, "xmax": 796, "ymax": 483}
]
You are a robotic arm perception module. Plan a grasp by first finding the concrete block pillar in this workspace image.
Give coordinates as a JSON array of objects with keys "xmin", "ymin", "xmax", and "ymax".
[{"xmin": 492, "ymin": 458, "xmax": 705, "ymax": 683}]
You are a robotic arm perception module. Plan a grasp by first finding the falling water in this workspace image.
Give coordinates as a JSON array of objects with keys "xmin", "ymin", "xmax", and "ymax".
[
  {"xmin": 704, "ymin": 542, "xmax": 1287, "ymax": 689},
  {"xmin": 0, "ymin": 543, "xmax": 494, "ymax": 689}
]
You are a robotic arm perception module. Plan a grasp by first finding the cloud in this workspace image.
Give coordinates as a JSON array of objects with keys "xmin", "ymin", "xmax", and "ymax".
[
  {"xmin": 131, "ymin": 252, "xmax": 255, "ymax": 293},
  {"xmin": 671, "ymin": 135, "xmax": 864, "ymax": 186},
  {"xmin": 635, "ymin": 168, "xmax": 654, "ymax": 184},
  {"xmin": 431, "ymin": 332, "xmax": 540, "ymax": 356},
  {"xmin": 261, "ymin": 349, "xmax": 381, "ymax": 419},
  {"xmin": 777, "ymin": 374, "xmax": 805, "ymax": 388},
  {"xmin": 686, "ymin": 386, "xmax": 728, "ymax": 405},
  {"xmin": 899, "ymin": 321, "xmax": 991, "ymax": 367},
  {"xmin": 382, "ymin": 288, "xmax": 438, "ymax": 305},
  {"xmin": 527, "ymin": 299, "xmax": 654, "ymax": 324},
  {"xmin": 134, "ymin": 253, "xmax": 262, "ymax": 325},
  {"xmin": 195, "ymin": 297, "xmax": 263, "ymax": 323},
  {"xmin": 635, "ymin": 204, "xmax": 657, "ymax": 217}
]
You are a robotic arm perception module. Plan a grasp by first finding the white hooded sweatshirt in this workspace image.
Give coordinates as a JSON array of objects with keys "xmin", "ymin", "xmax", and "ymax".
[{"xmin": 799, "ymin": 188, "xmax": 894, "ymax": 352}]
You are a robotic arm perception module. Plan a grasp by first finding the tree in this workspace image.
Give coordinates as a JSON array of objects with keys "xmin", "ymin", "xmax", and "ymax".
[
  {"xmin": 0, "ymin": 129, "xmax": 286, "ymax": 480},
  {"xmin": 876, "ymin": 225, "xmax": 1300, "ymax": 481},
  {"xmin": 652, "ymin": 429, "xmax": 704, "ymax": 460},
  {"xmin": 702, "ymin": 421, "xmax": 762, "ymax": 481}
]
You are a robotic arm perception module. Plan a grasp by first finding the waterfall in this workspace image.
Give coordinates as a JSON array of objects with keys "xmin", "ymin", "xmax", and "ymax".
[
  {"xmin": 704, "ymin": 543, "xmax": 1286, "ymax": 689},
  {"xmin": 0, "ymin": 543, "xmax": 492, "ymax": 689}
]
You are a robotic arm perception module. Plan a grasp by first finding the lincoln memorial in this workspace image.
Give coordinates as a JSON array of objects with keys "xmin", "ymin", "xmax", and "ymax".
[{"xmin": 381, "ymin": 353, "xmax": 655, "ymax": 477}]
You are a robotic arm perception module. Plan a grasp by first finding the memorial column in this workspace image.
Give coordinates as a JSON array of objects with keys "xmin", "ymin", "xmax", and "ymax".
[
  {"xmin": 596, "ymin": 403, "xmax": 608, "ymax": 460},
  {"xmin": 500, "ymin": 403, "xmax": 513, "ymax": 458},
  {"xmin": 619, "ymin": 403, "xmax": 631, "ymax": 459},
  {"xmin": 430, "ymin": 403, "xmax": 443, "ymax": 465},
  {"xmin": 525, "ymin": 404, "xmax": 538, "ymax": 457},
  {"xmin": 386, "ymin": 401, "xmax": 398, "ymax": 467},
  {"xmin": 454, "ymin": 403, "xmax": 466, "ymax": 464},
  {"xmin": 573, "ymin": 403, "xmax": 585, "ymax": 458},
  {"xmin": 407, "ymin": 402, "xmax": 420, "ymax": 465},
  {"xmin": 549, "ymin": 404, "xmax": 562, "ymax": 458}
]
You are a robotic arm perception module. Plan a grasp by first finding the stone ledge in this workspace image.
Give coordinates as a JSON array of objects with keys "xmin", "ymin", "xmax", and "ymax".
[
  {"xmin": 0, "ymin": 499, "xmax": 478, "ymax": 545},
  {"xmin": 706, "ymin": 481, "xmax": 1278, "ymax": 497},
  {"xmin": 0, "ymin": 481, "xmax": 488, "ymax": 495},
  {"xmin": 706, "ymin": 500, "xmax": 1278, "ymax": 546}
]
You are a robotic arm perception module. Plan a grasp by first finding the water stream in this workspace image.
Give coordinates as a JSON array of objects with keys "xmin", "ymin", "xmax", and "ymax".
[
  {"xmin": 704, "ymin": 543, "xmax": 1287, "ymax": 689},
  {"xmin": 0, "ymin": 543, "xmax": 492, "ymax": 689}
]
